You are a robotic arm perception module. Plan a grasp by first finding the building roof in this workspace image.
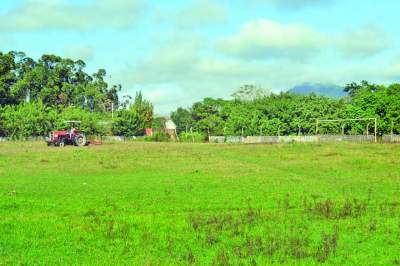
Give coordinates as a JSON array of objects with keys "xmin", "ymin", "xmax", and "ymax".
[{"xmin": 165, "ymin": 120, "xmax": 177, "ymax": 130}]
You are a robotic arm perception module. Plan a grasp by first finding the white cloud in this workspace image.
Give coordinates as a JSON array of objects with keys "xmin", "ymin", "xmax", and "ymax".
[
  {"xmin": 250, "ymin": 0, "xmax": 331, "ymax": 9},
  {"xmin": 115, "ymin": 33, "xmax": 327, "ymax": 113},
  {"xmin": 217, "ymin": 20, "xmax": 391, "ymax": 60},
  {"xmin": 155, "ymin": 0, "xmax": 228, "ymax": 28},
  {"xmin": 129, "ymin": 39, "xmax": 202, "ymax": 84},
  {"xmin": 384, "ymin": 57, "xmax": 400, "ymax": 79},
  {"xmin": 0, "ymin": 0, "xmax": 146, "ymax": 32},
  {"xmin": 114, "ymin": 37, "xmax": 252, "ymax": 112},
  {"xmin": 174, "ymin": 0, "xmax": 228, "ymax": 27},
  {"xmin": 64, "ymin": 46, "xmax": 95, "ymax": 62},
  {"xmin": 217, "ymin": 19, "xmax": 325, "ymax": 60},
  {"xmin": 123, "ymin": 36, "xmax": 252, "ymax": 86},
  {"xmin": 0, "ymin": 35, "xmax": 14, "ymax": 48},
  {"xmin": 336, "ymin": 25, "xmax": 391, "ymax": 57}
]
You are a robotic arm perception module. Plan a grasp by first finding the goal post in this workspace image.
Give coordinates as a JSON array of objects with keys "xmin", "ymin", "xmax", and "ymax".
[{"xmin": 315, "ymin": 118, "xmax": 377, "ymax": 143}]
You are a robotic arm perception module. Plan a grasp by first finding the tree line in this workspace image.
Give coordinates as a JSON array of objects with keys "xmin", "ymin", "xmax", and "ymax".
[
  {"xmin": 0, "ymin": 51, "xmax": 153, "ymax": 139},
  {"xmin": 1, "ymin": 51, "xmax": 399, "ymax": 139},
  {"xmin": 171, "ymin": 82, "xmax": 400, "ymax": 138}
]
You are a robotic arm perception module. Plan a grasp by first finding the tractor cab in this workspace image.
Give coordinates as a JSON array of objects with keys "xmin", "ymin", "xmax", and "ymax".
[{"xmin": 46, "ymin": 121, "xmax": 89, "ymax": 147}]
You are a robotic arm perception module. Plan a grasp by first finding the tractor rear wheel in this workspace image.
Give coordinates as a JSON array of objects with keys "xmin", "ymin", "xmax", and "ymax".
[{"xmin": 74, "ymin": 134, "xmax": 87, "ymax": 147}]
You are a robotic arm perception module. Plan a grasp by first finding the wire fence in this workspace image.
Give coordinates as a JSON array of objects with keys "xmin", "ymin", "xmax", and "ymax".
[
  {"xmin": 209, "ymin": 135, "xmax": 392, "ymax": 144},
  {"xmin": 382, "ymin": 135, "xmax": 400, "ymax": 143}
]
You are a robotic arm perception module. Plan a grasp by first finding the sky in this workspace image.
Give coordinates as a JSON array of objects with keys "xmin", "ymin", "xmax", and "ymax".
[{"xmin": 1, "ymin": 0, "xmax": 400, "ymax": 114}]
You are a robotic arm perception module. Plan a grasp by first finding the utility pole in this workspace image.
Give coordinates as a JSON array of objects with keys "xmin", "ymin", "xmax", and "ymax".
[
  {"xmin": 342, "ymin": 124, "xmax": 346, "ymax": 136},
  {"xmin": 190, "ymin": 127, "xmax": 194, "ymax": 143},
  {"xmin": 25, "ymin": 88, "xmax": 30, "ymax": 103},
  {"xmin": 111, "ymin": 102, "xmax": 114, "ymax": 119},
  {"xmin": 315, "ymin": 119, "xmax": 319, "ymax": 135},
  {"xmin": 374, "ymin": 118, "xmax": 377, "ymax": 143},
  {"xmin": 175, "ymin": 129, "xmax": 179, "ymax": 142}
]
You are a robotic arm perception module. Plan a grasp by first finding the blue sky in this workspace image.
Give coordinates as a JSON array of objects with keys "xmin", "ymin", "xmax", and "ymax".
[{"xmin": 1, "ymin": 0, "xmax": 399, "ymax": 114}]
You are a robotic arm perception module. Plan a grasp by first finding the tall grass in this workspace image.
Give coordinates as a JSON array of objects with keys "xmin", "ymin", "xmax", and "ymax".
[{"xmin": 0, "ymin": 142, "xmax": 399, "ymax": 264}]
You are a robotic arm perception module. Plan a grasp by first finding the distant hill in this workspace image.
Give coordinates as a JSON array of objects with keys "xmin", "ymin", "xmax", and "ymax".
[{"xmin": 288, "ymin": 83, "xmax": 346, "ymax": 98}]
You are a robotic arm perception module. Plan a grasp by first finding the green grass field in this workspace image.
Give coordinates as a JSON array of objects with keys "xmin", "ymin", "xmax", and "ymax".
[{"xmin": 1, "ymin": 142, "xmax": 400, "ymax": 265}]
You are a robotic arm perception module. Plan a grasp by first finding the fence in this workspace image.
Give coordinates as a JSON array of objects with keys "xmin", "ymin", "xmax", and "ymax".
[
  {"xmin": 226, "ymin": 136, "xmax": 246, "ymax": 143},
  {"xmin": 209, "ymin": 136, "xmax": 226, "ymax": 143},
  {"xmin": 101, "ymin": 136, "xmax": 128, "ymax": 142},
  {"xmin": 100, "ymin": 136, "xmax": 147, "ymax": 142},
  {"xmin": 209, "ymin": 135, "xmax": 378, "ymax": 144},
  {"xmin": 383, "ymin": 135, "xmax": 400, "ymax": 143},
  {"xmin": 277, "ymin": 136, "xmax": 319, "ymax": 143},
  {"xmin": 244, "ymin": 136, "xmax": 280, "ymax": 144},
  {"xmin": 319, "ymin": 135, "xmax": 375, "ymax": 143},
  {"xmin": 0, "ymin": 136, "xmax": 46, "ymax": 142}
]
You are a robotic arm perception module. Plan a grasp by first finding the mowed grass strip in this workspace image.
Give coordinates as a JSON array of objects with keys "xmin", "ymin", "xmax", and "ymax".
[{"xmin": 0, "ymin": 142, "xmax": 400, "ymax": 265}]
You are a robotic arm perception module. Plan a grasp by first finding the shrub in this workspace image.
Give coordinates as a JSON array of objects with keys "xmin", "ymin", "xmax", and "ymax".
[
  {"xmin": 179, "ymin": 132, "xmax": 206, "ymax": 143},
  {"xmin": 145, "ymin": 130, "xmax": 170, "ymax": 142},
  {"xmin": 0, "ymin": 101, "xmax": 55, "ymax": 139},
  {"xmin": 0, "ymin": 102, "xmax": 113, "ymax": 139}
]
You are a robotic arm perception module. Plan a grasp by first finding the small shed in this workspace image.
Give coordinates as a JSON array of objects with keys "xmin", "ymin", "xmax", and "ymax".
[
  {"xmin": 165, "ymin": 120, "xmax": 177, "ymax": 131},
  {"xmin": 165, "ymin": 120, "xmax": 178, "ymax": 140}
]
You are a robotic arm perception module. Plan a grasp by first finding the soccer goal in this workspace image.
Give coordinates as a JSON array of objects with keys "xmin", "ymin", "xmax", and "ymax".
[{"xmin": 315, "ymin": 118, "xmax": 377, "ymax": 143}]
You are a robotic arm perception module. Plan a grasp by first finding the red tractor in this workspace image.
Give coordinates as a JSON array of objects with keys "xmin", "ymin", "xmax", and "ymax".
[{"xmin": 46, "ymin": 121, "xmax": 89, "ymax": 147}]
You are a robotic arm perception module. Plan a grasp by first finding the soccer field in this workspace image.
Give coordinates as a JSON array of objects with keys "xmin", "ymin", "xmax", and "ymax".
[{"xmin": 1, "ymin": 142, "xmax": 399, "ymax": 265}]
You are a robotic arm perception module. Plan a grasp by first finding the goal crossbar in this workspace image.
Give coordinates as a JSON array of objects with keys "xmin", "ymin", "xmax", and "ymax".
[{"xmin": 317, "ymin": 118, "xmax": 376, "ymax": 123}]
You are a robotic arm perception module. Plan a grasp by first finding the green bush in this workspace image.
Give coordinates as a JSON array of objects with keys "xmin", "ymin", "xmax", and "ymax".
[
  {"xmin": 144, "ymin": 130, "xmax": 170, "ymax": 142},
  {"xmin": 0, "ymin": 101, "xmax": 55, "ymax": 139},
  {"xmin": 0, "ymin": 102, "xmax": 112, "ymax": 139},
  {"xmin": 179, "ymin": 132, "xmax": 206, "ymax": 143}
]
